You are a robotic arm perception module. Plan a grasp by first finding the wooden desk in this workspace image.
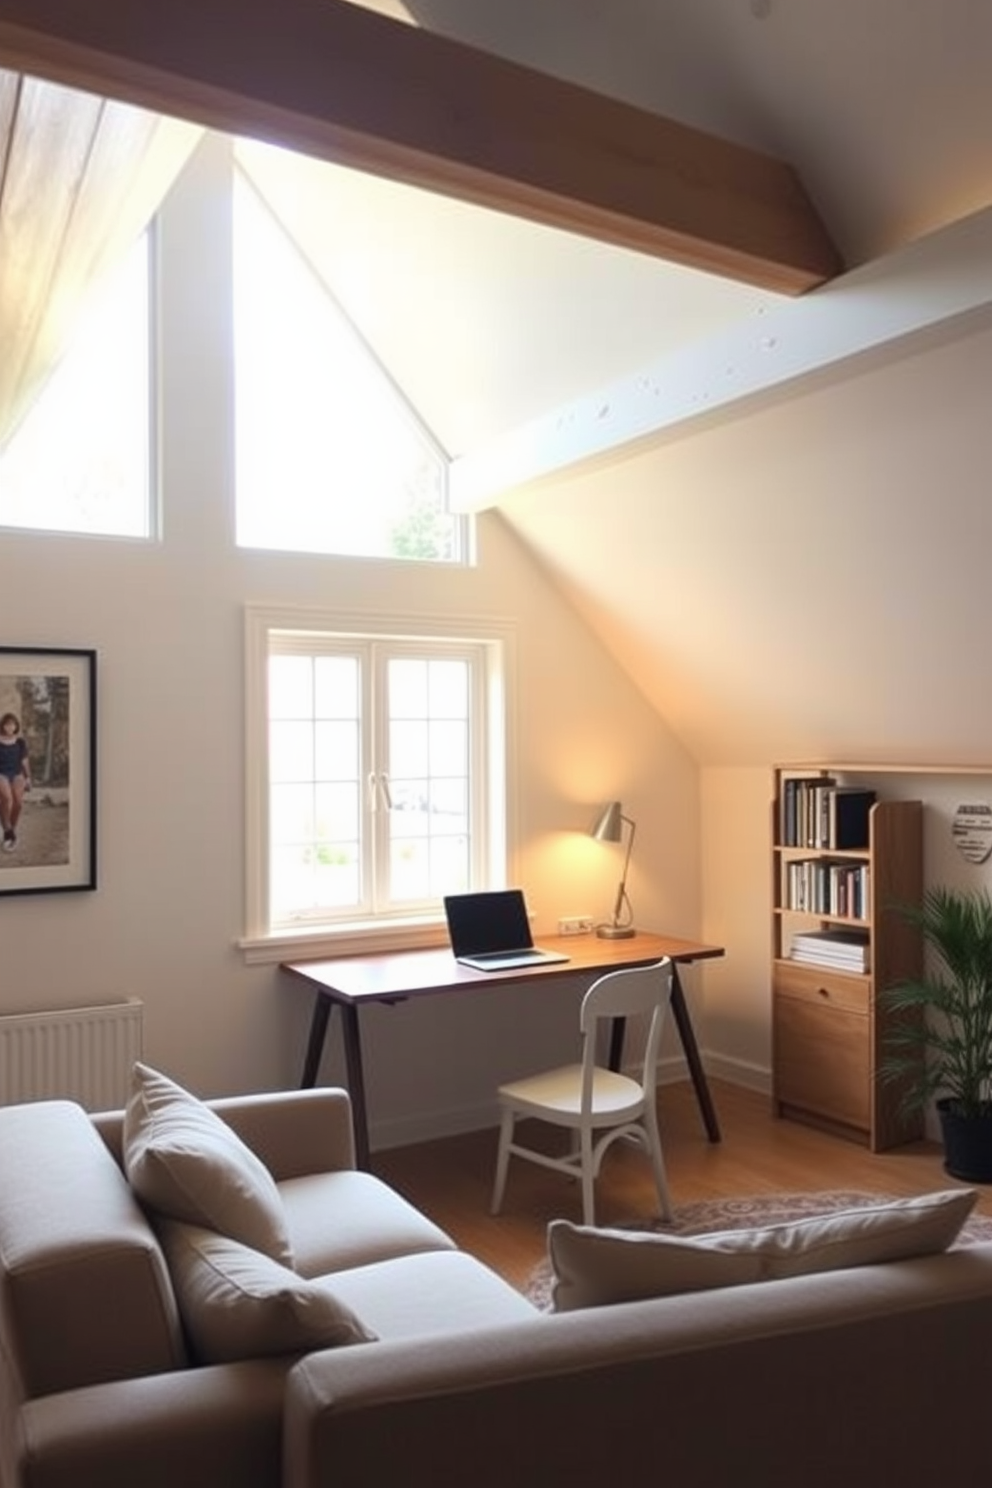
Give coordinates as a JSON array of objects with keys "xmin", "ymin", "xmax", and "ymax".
[{"xmin": 281, "ymin": 931, "xmax": 724, "ymax": 1169}]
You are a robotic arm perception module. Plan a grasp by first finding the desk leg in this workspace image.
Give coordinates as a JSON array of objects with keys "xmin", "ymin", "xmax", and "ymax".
[
  {"xmin": 340, "ymin": 1004, "xmax": 372, "ymax": 1171},
  {"xmin": 298, "ymin": 994, "xmax": 372, "ymax": 1170},
  {"xmin": 607, "ymin": 970, "xmax": 721, "ymax": 1143},
  {"xmin": 301, "ymin": 993, "xmax": 332, "ymax": 1088},
  {"xmin": 669, "ymin": 965, "xmax": 721, "ymax": 1143}
]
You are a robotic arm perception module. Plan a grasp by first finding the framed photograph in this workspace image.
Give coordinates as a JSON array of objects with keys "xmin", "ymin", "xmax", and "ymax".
[{"xmin": 0, "ymin": 647, "xmax": 96, "ymax": 895}]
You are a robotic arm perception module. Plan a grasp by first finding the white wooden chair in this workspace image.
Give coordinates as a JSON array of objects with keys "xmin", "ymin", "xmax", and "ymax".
[{"xmin": 490, "ymin": 958, "xmax": 674, "ymax": 1227}]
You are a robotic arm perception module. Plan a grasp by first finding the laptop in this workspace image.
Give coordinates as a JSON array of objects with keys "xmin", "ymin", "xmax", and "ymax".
[{"xmin": 443, "ymin": 889, "xmax": 570, "ymax": 972}]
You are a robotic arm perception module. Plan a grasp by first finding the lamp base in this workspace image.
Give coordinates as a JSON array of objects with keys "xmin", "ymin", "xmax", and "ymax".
[{"xmin": 596, "ymin": 924, "xmax": 637, "ymax": 940}]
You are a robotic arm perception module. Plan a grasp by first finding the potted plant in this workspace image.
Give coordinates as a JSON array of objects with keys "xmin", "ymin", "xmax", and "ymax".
[{"xmin": 881, "ymin": 885, "xmax": 992, "ymax": 1182}]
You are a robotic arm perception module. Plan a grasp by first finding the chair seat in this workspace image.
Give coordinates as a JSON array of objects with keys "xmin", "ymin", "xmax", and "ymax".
[{"xmin": 498, "ymin": 1064, "xmax": 644, "ymax": 1123}]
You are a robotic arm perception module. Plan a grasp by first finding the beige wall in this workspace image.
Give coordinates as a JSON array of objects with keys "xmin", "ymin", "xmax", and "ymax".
[
  {"xmin": 699, "ymin": 767, "xmax": 773, "ymax": 1091},
  {"xmin": 0, "ymin": 135, "xmax": 701, "ymax": 1147},
  {"xmin": 499, "ymin": 313, "xmax": 992, "ymax": 770}
]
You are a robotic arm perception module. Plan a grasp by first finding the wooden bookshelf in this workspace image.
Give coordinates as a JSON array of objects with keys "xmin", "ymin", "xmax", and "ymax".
[{"xmin": 771, "ymin": 765, "xmax": 924, "ymax": 1151}]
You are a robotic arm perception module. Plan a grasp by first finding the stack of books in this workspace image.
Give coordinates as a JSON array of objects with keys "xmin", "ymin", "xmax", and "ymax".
[
  {"xmin": 779, "ymin": 778, "xmax": 876, "ymax": 850},
  {"xmin": 789, "ymin": 929, "xmax": 870, "ymax": 973},
  {"xmin": 784, "ymin": 859, "xmax": 870, "ymax": 918}
]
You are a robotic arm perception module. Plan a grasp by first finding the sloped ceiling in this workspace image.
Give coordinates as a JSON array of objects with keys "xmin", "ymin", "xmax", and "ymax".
[
  {"xmin": 357, "ymin": 0, "xmax": 992, "ymax": 771},
  {"xmin": 2, "ymin": 0, "xmax": 991, "ymax": 768},
  {"xmin": 0, "ymin": 0, "xmax": 841, "ymax": 455},
  {"xmin": 395, "ymin": 0, "xmax": 992, "ymax": 270},
  {"xmin": 236, "ymin": 135, "xmax": 782, "ymax": 457},
  {"xmin": 0, "ymin": 71, "xmax": 200, "ymax": 448}
]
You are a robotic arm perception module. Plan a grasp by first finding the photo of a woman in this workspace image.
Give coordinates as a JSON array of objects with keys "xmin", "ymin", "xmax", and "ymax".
[
  {"xmin": 0, "ymin": 648, "xmax": 94, "ymax": 895},
  {"xmin": 0, "ymin": 711, "xmax": 31, "ymax": 852}
]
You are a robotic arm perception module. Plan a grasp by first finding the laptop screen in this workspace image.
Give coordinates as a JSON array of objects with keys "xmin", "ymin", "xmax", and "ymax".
[{"xmin": 443, "ymin": 889, "xmax": 536, "ymax": 958}]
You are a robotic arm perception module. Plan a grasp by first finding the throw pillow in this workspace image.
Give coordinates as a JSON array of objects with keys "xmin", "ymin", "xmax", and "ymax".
[
  {"xmin": 548, "ymin": 1188, "xmax": 978, "ymax": 1311},
  {"xmin": 158, "ymin": 1220, "xmax": 376, "ymax": 1363},
  {"xmin": 123, "ymin": 1061, "xmax": 293, "ymax": 1264}
]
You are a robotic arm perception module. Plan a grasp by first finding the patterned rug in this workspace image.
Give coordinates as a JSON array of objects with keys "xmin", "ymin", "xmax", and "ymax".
[{"xmin": 523, "ymin": 1189, "xmax": 992, "ymax": 1310}]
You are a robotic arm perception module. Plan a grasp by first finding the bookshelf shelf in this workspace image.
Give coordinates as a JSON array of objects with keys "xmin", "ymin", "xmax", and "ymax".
[
  {"xmin": 773, "ymin": 909, "xmax": 871, "ymax": 930},
  {"xmin": 775, "ymin": 846, "xmax": 871, "ymax": 862},
  {"xmin": 771, "ymin": 764, "xmax": 924, "ymax": 1151}
]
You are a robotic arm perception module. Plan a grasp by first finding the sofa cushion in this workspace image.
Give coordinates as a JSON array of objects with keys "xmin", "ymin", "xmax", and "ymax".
[
  {"xmin": 157, "ymin": 1220, "xmax": 376, "ymax": 1363},
  {"xmin": 315, "ymin": 1250, "xmax": 539, "ymax": 1340},
  {"xmin": 123, "ymin": 1063, "xmax": 293, "ymax": 1265},
  {"xmin": 548, "ymin": 1188, "xmax": 978, "ymax": 1311},
  {"xmin": 278, "ymin": 1170, "xmax": 456, "ymax": 1278}
]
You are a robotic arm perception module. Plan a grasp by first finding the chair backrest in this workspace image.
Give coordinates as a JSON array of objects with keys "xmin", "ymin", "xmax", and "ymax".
[{"xmin": 579, "ymin": 958, "xmax": 673, "ymax": 1102}]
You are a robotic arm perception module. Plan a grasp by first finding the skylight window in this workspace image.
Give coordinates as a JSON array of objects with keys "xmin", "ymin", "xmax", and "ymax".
[
  {"xmin": 0, "ymin": 232, "xmax": 153, "ymax": 539},
  {"xmin": 232, "ymin": 170, "xmax": 464, "ymax": 563}
]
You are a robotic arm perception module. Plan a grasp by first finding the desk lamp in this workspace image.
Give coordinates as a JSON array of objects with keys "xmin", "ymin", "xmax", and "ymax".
[{"xmin": 592, "ymin": 800, "xmax": 637, "ymax": 939}]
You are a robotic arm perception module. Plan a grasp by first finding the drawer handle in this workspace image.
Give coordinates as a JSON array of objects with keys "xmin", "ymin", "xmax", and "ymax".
[{"xmin": 817, "ymin": 986, "xmax": 830, "ymax": 998}]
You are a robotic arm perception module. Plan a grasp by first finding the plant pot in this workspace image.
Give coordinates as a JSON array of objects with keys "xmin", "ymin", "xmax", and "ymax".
[{"xmin": 937, "ymin": 1098, "xmax": 992, "ymax": 1183}]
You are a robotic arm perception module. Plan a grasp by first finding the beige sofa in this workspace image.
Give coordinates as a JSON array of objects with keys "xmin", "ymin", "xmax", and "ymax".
[{"xmin": 3, "ymin": 1086, "xmax": 992, "ymax": 1488}]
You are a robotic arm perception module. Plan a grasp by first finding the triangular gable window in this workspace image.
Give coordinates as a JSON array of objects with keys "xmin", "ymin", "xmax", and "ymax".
[{"xmin": 233, "ymin": 169, "xmax": 464, "ymax": 563}]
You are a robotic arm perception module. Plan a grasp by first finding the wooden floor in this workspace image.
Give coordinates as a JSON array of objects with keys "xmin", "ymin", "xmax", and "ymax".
[{"xmin": 372, "ymin": 1079, "xmax": 992, "ymax": 1291}]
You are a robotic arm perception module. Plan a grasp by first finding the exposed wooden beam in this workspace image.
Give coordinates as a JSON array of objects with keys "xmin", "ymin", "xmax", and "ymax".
[{"xmin": 0, "ymin": 0, "xmax": 843, "ymax": 295}]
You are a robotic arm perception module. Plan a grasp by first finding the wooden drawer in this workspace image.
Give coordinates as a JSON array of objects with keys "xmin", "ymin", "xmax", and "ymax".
[
  {"xmin": 773, "ymin": 992, "xmax": 870, "ymax": 1132},
  {"xmin": 774, "ymin": 960, "xmax": 870, "ymax": 1014}
]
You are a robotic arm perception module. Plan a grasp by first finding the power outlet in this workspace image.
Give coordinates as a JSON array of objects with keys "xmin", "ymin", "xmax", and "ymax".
[{"xmin": 558, "ymin": 915, "xmax": 594, "ymax": 936}]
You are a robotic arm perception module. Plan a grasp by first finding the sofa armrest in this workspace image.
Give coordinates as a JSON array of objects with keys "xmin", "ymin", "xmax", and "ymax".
[
  {"xmin": 20, "ymin": 1360, "xmax": 289, "ymax": 1488},
  {"xmin": 208, "ymin": 1088, "xmax": 356, "ymax": 1179},
  {"xmin": 93, "ymin": 1087, "xmax": 356, "ymax": 1180},
  {"xmin": 284, "ymin": 1247, "xmax": 992, "ymax": 1488}
]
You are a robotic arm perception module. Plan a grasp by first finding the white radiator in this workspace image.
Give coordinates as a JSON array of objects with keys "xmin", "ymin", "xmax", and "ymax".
[{"xmin": 0, "ymin": 1000, "xmax": 143, "ymax": 1110}]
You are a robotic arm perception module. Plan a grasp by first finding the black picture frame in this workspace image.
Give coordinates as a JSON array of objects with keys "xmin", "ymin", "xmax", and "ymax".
[{"xmin": 0, "ymin": 647, "xmax": 96, "ymax": 895}]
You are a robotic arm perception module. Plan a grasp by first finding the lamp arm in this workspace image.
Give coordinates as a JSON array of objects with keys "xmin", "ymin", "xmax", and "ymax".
[{"xmin": 611, "ymin": 815, "xmax": 636, "ymax": 926}]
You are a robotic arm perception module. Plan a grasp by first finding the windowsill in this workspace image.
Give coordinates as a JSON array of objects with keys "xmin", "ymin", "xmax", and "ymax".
[{"xmin": 239, "ymin": 916, "xmax": 451, "ymax": 965}]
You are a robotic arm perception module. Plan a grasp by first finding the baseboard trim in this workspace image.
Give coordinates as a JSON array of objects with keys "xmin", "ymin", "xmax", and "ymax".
[
  {"xmin": 702, "ymin": 1050, "xmax": 771, "ymax": 1095},
  {"xmin": 371, "ymin": 1099, "xmax": 501, "ymax": 1153},
  {"xmin": 369, "ymin": 1050, "xmax": 773, "ymax": 1152}
]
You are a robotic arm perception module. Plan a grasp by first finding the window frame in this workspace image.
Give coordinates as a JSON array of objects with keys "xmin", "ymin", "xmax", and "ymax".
[{"xmin": 242, "ymin": 603, "xmax": 515, "ymax": 962}]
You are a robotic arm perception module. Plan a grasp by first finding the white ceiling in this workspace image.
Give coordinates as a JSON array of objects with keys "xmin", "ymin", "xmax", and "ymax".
[
  {"xmin": 241, "ymin": 0, "xmax": 992, "ymax": 468},
  {"xmin": 238, "ymin": 135, "xmax": 777, "ymax": 457}
]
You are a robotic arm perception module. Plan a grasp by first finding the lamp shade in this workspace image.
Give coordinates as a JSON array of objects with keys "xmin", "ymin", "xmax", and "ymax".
[{"xmin": 591, "ymin": 800, "xmax": 624, "ymax": 843}]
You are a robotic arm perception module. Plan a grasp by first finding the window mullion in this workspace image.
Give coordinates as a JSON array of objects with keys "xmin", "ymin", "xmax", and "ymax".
[{"xmin": 368, "ymin": 643, "xmax": 392, "ymax": 911}]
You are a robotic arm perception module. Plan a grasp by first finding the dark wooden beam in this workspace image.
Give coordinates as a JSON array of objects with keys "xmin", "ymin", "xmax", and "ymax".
[{"xmin": 0, "ymin": 0, "xmax": 843, "ymax": 294}]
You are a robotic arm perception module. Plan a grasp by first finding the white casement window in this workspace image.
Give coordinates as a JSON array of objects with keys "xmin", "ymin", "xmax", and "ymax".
[{"xmin": 244, "ymin": 607, "xmax": 512, "ymax": 957}]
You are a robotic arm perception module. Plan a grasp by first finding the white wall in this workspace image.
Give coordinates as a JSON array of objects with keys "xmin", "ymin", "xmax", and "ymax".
[{"xmin": 0, "ymin": 135, "xmax": 701, "ymax": 1148}]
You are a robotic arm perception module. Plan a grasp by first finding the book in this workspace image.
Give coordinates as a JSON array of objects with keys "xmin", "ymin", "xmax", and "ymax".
[
  {"xmin": 790, "ymin": 928, "xmax": 870, "ymax": 972},
  {"xmin": 791, "ymin": 949, "xmax": 869, "ymax": 972},
  {"xmin": 828, "ymin": 787, "xmax": 876, "ymax": 850},
  {"xmin": 779, "ymin": 776, "xmax": 835, "ymax": 847}
]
